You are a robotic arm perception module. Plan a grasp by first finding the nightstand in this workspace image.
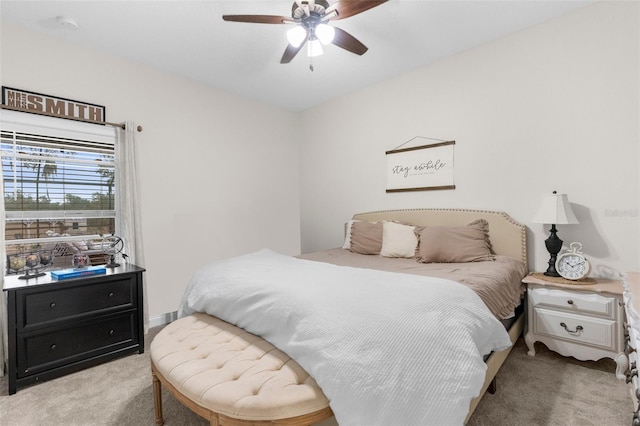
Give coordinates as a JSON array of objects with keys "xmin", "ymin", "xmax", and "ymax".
[{"xmin": 523, "ymin": 273, "xmax": 627, "ymax": 379}]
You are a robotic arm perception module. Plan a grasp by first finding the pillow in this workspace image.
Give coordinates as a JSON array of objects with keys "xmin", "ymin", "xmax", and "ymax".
[
  {"xmin": 342, "ymin": 220, "xmax": 361, "ymax": 249},
  {"xmin": 416, "ymin": 221, "xmax": 495, "ymax": 263},
  {"xmin": 466, "ymin": 218, "xmax": 495, "ymax": 254},
  {"xmin": 380, "ymin": 221, "xmax": 418, "ymax": 258},
  {"xmin": 350, "ymin": 221, "xmax": 383, "ymax": 255}
]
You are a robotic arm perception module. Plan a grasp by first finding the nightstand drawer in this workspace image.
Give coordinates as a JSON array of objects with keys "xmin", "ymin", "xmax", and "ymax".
[
  {"xmin": 532, "ymin": 308, "xmax": 617, "ymax": 350},
  {"xmin": 529, "ymin": 287, "xmax": 617, "ymax": 318},
  {"xmin": 20, "ymin": 278, "xmax": 135, "ymax": 329}
]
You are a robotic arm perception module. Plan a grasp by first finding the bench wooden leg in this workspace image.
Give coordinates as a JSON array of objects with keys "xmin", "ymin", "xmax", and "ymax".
[
  {"xmin": 209, "ymin": 413, "xmax": 220, "ymax": 426},
  {"xmin": 152, "ymin": 369, "xmax": 164, "ymax": 425}
]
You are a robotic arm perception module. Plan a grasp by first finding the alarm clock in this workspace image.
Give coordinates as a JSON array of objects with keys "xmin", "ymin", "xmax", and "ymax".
[{"xmin": 555, "ymin": 242, "xmax": 591, "ymax": 280}]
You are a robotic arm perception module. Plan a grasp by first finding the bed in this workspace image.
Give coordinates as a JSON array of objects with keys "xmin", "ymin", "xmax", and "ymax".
[{"xmin": 152, "ymin": 208, "xmax": 528, "ymax": 425}]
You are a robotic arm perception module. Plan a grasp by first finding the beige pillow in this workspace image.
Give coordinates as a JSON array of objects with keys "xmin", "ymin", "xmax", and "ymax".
[
  {"xmin": 342, "ymin": 220, "xmax": 361, "ymax": 249},
  {"xmin": 350, "ymin": 221, "xmax": 383, "ymax": 255},
  {"xmin": 466, "ymin": 218, "xmax": 495, "ymax": 254},
  {"xmin": 416, "ymin": 222, "xmax": 494, "ymax": 263},
  {"xmin": 380, "ymin": 221, "xmax": 418, "ymax": 258}
]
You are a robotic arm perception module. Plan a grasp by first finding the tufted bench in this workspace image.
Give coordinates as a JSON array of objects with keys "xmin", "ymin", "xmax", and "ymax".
[{"xmin": 150, "ymin": 313, "xmax": 333, "ymax": 425}]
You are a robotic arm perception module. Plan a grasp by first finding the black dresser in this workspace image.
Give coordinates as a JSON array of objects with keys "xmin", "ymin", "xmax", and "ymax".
[{"xmin": 3, "ymin": 264, "xmax": 145, "ymax": 394}]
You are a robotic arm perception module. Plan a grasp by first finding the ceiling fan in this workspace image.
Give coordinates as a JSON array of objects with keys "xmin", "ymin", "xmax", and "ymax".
[{"xmin": 222, "ymin": 0, "xmax": 388, "ymax": 69}]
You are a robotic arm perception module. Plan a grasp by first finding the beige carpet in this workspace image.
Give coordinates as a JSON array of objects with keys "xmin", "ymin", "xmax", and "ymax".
[{"xmin": 0, "ymin": 327, "xmax": 632, "ymax": 425}]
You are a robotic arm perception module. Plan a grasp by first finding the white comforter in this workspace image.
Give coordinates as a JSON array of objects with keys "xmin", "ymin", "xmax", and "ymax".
[{"xmin": 178, "ymin": 249, "xmax": 511, "ymax": 426}]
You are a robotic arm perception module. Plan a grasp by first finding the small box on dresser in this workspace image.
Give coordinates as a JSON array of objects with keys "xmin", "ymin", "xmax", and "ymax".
[
  {"xmin": 523, "ymin": 273, "xmax": 627, "ymax": 380},
  {"xmin": 3, "ymin": 263, "xmax": 145, "ymax": 395}
]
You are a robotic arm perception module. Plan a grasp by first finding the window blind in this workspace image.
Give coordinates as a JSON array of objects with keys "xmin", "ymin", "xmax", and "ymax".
[{"xmin": 1, "ymin": 110, "xmax": 117, "ymax": 257}]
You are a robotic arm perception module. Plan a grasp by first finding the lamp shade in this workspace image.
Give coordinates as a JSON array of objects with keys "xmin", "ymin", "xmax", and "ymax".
[
  {"xmin": 315, "ymin": 23, "xmax": 335, "ymax": 45},
  {"xmin": 286, "ymin": 26, "xmax": 307, "ymax": 48},
  {"xmin": 307, "ymin": 39, "xmax": 323, "ymax": 57},
  {"xmin": 532, "ymin": 192, "xmax": 579, "ymax": 225}
]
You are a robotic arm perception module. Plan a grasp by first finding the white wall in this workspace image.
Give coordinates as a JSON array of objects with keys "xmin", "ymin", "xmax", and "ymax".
[
  {"xmin": 299, "ymin": 1, "xmax": 640, "ymax": 277},
  {"xmin": 0, "ymin": 24, "xmax": 301, "ymax": 318}
]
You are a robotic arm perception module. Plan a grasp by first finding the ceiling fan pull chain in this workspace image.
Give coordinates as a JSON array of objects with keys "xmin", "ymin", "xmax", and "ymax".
[{"xmin": 309, "ymin": 56, "xmax": 314, "ymax": 72}]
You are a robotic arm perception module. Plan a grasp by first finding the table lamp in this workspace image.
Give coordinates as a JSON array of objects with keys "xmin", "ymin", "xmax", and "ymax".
[{"xmin": 532, "ymin": 191, "xmax": 579, "ymax": 277}]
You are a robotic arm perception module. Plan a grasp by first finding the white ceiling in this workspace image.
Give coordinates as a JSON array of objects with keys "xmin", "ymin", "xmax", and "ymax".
[{"xmin": 1, "ymin": 0, "xmax": 593, "ymax": 112}]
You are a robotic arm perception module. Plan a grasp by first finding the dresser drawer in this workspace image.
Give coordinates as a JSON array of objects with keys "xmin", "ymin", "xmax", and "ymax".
[
  {"xmin": 532, "ymin": 307, "xmax": 617, "ymax": 351},
  {"xmin": 17, "ymin": 313, "xmax": 138, "ymax": 378},
  {"xmin": 19, "ymin": 278, "xmax": 135, "ymax": 329},
  {"xmin": 529, "ymin": 287, "xmax": 617, "ymax": 318}
]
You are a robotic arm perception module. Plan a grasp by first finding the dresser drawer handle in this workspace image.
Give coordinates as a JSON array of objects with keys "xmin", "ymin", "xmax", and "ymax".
[
  {"xmin": 567, "ymin": 300, "xmax": 574, "ymax": 305},
  {"xmin": 50, "ymin": 344, "xmax": 57, "ymax": 350},
  {"xmin": 560, "ymin": 322, "xmax": 583, "ymax": 334},
  {"xmin": 50, "ymin": 302, "xmax": 56, "ymax": 309},
  {"xmin": 109, "ymin": 329, "xmax": 115, "ymax": 336},
  {"xmin": 108, "ymin": 292, "xmax": 115, "ymax": 298}
]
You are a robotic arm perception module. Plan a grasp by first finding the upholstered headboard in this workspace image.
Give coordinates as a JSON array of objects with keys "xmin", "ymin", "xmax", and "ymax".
[{"xmin": 352, "ymin": 208, "xmax": 527, "ymax": 265}]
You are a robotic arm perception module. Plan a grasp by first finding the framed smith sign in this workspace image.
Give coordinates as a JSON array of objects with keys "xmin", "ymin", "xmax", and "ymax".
[{"xmin": 2, "ymin": 86, "xmax": 105, "ymax": 124}]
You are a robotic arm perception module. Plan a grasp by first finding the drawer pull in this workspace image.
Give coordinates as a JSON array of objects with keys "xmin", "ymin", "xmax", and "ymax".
[
  {"xmin": 108, "ymin": 292, "xmax": 114, "ymax": 298},
  {"xmin": 560, "ymin": 322, "xmax": 583, "ymax": 334},
  {"xmin": 566, "ymin": 300, "xmax": 574, "ymax": 305},
  {"xmin": 50, "ymin": 344, "xmax": 57, "ymax": 350},
  {"xmin": 109, "ymin": 329, "xmax": 115, "ymax": 336},
  {"xmin": 50, "ymin": 302, "xmax": 56, "ymax": 309}
]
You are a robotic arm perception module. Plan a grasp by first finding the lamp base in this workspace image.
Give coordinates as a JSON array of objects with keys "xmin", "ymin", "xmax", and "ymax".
[
  {"xmin": 543, "ymin": 265, "xmax": 561, "ymax": 277},
  {"xmin": 543, "ymin": 224, "xmax": 562, "ymax": 277}
]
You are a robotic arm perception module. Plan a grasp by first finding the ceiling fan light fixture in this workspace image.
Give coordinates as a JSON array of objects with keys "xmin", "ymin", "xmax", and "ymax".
[
  {"xmin": 307, "ymin": 39, "xmax": 323, "ymax": 57},
  {"xmin": 286, "ymin": 25, "xmax": 307, "ymax": 48},
  {"xmin": 315, "ymin": 23, "xmax": 335, "ymax": 45}
]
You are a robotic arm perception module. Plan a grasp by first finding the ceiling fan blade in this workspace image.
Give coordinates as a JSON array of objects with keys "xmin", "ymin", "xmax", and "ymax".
[
  {"xmin": 331, "ymin": 26, "xmax": 368, "ymax": 55},
  {"xmin": 281, "ymin": 36, "xmax": 309, "ymax": 63},
  {"xmin": 329, "ymin": 0, "xmax": 388, "ymax": 20},
  {"xmin": 222, "ymin": 15, "xmax": 290, "ymax": 24}
]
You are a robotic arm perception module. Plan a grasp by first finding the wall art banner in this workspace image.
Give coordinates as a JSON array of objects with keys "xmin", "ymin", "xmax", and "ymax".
[
  {"xmin": 386, "ymin": 140, "xmax": 455, "ymax": 193},
  {"xmin": 2, "ymin": 86, "xmax": 105, "ymax": 123}
]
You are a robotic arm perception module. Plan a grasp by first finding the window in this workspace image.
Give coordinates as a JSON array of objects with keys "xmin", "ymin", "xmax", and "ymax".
[{"xmin": 1, "ymin": 110, "xmax": 117, "ymax": 275}]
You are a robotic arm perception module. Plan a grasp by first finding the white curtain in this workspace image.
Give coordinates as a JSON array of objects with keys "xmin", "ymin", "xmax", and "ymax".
[
  {"xmin": 0, "ymin": 165, "xmax": 6, "ymax": 376},
  {"xmin": 116, "ymin": 122, "xmax": 148, "ymax": 333}
]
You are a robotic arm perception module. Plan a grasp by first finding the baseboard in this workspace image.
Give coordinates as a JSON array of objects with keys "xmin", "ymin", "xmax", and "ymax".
[{"xmin": 149, "ymin": 311, "xmax": 178, "ymax": 328}]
